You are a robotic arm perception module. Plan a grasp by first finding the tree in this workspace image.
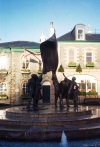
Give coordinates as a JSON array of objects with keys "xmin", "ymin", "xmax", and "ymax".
[
  {"xmin": 76, "ymin": 64, "xmax": 82, "ymax": 73},
  {"xmin": 58, "ymin": 64, "xmax": 64, "ymax": 72}
]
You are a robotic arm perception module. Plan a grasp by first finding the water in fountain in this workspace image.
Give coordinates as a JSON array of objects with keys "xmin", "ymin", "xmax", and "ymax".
[
  {"xmin": 60, "ymin": 130, "xmax": 69, "ymax": 147},
  {"xmin": 0, "ymin": 138, "xmax": 100, "ymax": 147}
]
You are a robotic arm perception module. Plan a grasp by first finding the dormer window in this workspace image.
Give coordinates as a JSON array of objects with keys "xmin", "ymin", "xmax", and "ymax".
[
  {"xmin": 75, "ymin": 24, "xmax": 85, "ymax": 40},
  {"xmin": 78, "ymin": 29, "xmax": 83, "ymax": 40}
]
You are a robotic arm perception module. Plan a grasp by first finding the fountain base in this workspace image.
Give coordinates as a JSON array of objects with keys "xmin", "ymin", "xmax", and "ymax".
[{"xmin": 0, "ymin": 105, "xmax": 100, "ymax": 141}]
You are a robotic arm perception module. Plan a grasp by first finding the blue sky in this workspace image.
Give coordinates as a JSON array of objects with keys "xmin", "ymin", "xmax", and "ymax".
[{"xmin": 0, "ymin": 0, "xmax": 100, "ymax": 43}]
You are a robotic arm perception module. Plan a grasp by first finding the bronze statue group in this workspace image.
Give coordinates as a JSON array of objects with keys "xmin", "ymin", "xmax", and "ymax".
[
  {"xmin": 26, "ymin": 74, "xmax": 42, "ymax": 111},
  {"xmin": 26, "ymin": 73, "xmax": 79, "ymax": 111},
  {"xmin": 26, "ymin": 32, "xmax": 79, "ymax": 111}
]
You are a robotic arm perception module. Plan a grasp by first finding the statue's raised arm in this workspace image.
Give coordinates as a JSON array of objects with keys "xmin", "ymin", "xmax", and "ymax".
[{"xmin": 40, "ymin": 33, "xmax": 58, "ymax": 74}]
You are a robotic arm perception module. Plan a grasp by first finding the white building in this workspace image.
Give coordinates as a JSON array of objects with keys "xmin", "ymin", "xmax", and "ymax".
[{"xmin": 57, "ymin": 24, "xmax": 100, "ymax": 97}]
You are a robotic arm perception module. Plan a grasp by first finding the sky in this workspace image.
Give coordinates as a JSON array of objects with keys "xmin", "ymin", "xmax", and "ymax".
[{"xmin": 0, "ymin": 0, "xmax": 100, "ymax": 43}]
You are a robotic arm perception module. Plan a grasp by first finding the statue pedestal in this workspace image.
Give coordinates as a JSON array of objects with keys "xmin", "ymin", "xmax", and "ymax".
[{"xmin": 41, "ymin": 71, "xmax": 55, "ymax": 104}]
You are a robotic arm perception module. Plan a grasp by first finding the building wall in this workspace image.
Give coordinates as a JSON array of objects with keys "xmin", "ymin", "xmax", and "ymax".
[
  {"xmin": 57, "ymin": 41, "xmax": 100, "ymax": 96},
  {"xmin": 0, "ymin": 41, "xmax": 100, "ymax": 105},
  {"xmin": 58, "ymin": 42, "xmax": 100, "ymax": 68},
  {"xmin": 0, "ymin": 48, "xmax": 41, "ymax": 105}
]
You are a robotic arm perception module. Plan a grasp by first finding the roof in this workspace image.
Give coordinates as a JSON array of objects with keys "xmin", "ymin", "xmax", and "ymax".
[
  {"xmin": 57, "ymin": 32, "xmax": 100, "ymax": 41},
  {"xmin": 57, "ymin": 31, "xmax": 74, "ymax": 41},
  {"xmin": 86, "ymin": 34, "xmax": 100, "ymax": 41},
  {"xmin": 57, "ymin": 24, "xmax": 100, "ymax": 42}
]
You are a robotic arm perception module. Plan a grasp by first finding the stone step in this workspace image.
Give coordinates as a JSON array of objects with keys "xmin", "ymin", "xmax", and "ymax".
[
  {"xmin": 6, "ymin": 108, "xmax": 92, "ymax": 119},
  {"xmin": 0, "ymin": 106, "xmax": 100, "ymax": 141},
  {"xmin": 0, "ymin": 115, "xmax": 100, "ymax": 128},
  {"xmin": 0, "ymin": 122, "xmax": 100, "ymax": 141}
]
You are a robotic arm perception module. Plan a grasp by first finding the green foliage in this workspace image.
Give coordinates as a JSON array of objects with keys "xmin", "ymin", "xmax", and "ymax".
[
  {"xmin": 0, "ymin": 94, "xmax": 8, "ymax": 100},
  {"xmin": 76, "ymin": 64, "xmax": 82, "ymax": 73},
  {"xmin": 38, "ymin": 69, "xmax": 42, "ymax": 74},
  {"xmin": 86, "ymin": 62, "xmax": 94, "ymax": 67},
  {"xmin": 20, "ymin": 95, "xmax": 28, "ymax": 100},
  {"xmin": 58, "ymin": 64, "xmax": 64, "ymax": 72},
  {"xmin": 79, "ymin": 92, "xmax": 86, "ymax": 96},
  {"xmin": 68, "ymin": 62, "xmax": 76, "ymax": 67},
  {"xmin": 87, "ymin": 92, "xmax": 98, "ymax": 96},
  {"xmin": 79, "ymin": 92, "xmax": 98, "ymax": 96}
]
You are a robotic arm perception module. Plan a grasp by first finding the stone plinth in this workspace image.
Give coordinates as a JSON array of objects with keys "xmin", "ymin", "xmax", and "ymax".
[{"xmin": 41, "ymin": 72, "xmax": 55, "ymax": 104}]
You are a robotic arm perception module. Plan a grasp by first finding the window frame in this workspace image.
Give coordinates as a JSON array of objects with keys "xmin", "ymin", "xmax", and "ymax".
[
  {"xmin": 86, "ymin": 52, "xmax": 92, "ymax": 63},
  {"xmin": 0, "ymin": 82, "xmax": 7, "ymax": 95},
  {"xmin": 78, "ymin": 29, "xmax": 83, "ymax": 40},
  {"xmin": 22, "ymin": 57, "xmax": 30, "ymax": 70},
  {"xmin": 68, "ymin": 48, "xmax": 77, "ymax": 64},
  {"xmin": 84, "ymin": 48, "xmax": 94, "ymax": 65}
]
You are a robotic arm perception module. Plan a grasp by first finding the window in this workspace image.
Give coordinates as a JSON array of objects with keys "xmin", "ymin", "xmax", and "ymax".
[
  {"xmin": 87, "ymin": 80, "xmax": 91, "ymax": 90},
  {"xmin": 0, "ymin": 56, "xmax": 8, "ymax": 69},
  {"xmin": 86, "ymin": 52, "xmax": 92, "ymax": 62},
  {"xmin": 22, "ymin": 57, "xmax": 30, "ymax": 69},
  {"xmin": 22, "ymin": 83, "xmax": 28, "ymax": 95},
  {"xmin": 0, "ymin": 82, "xmax": 7, "ymax": 95},
  {"xmin": 92, "ymin": 83, "xmax": 96, "ymax": 91},
  {"xmin": 68, "ymin": 75, "xmax": 97, "ymax": 93},
  {"xmin": 78, "ymin": 29, "xmax": 83, "ymax": 40},
  {"xmin": 69, "ymin": 48, "xmax": 74, "ymax": 62},
  {"xmin": 79, "ymin": 80, "xmax": 86, "ymax": 92}
]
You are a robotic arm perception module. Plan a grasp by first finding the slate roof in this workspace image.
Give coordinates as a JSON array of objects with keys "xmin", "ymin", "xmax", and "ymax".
[
  {"xmin": 86, "ymin": 34, "xmax": 100, "ymax": 41},
  {"xmin": 57, "ymin": 31, "xmax": 74, "ymax": 41},
  {"xmin": 57, "ymin": 31, "xmax": 100, "ymax": 41}
]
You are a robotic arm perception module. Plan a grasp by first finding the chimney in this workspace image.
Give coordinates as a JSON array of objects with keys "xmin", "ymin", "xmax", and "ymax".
[
  {"xmin": 40, "ymin": 32, "xmax": 46, "ymax": 43},
  {"xmin": 87, "ymin": 25, "xmax": 92, "ymax": 34},
  {"xmin": 49, "ymin": 22, "xmax": 55, "ymax": 37}
]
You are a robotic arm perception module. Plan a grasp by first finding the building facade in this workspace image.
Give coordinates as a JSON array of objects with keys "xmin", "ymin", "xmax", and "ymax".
[
  {"xmin": 0, "ymin": 24, "xmax": 100, "ymax": 105},
  {"xmin": 57, "ymin": 24, "xmax": 100, "ymax": 98},
  {"xmin": 0, "ymin": 43, "xmax": 41, "ymax": 105}
]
